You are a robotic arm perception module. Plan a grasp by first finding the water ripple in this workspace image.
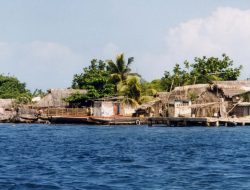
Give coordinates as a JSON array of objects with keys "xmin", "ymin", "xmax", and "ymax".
[{"xmin": 0, "ymin": 124, "xmax": 250, "ymax": 189}]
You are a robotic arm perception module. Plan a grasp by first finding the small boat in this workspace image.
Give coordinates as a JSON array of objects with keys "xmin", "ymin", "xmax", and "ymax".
[{"xmin": 89, "ymin": 116, "xmax": 142, "ymax": 125}]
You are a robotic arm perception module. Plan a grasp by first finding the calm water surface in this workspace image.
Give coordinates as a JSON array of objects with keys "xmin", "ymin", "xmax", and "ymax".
[{"xmin": 0, "ymin": 124, "xmax": 250, "ymax": 189}]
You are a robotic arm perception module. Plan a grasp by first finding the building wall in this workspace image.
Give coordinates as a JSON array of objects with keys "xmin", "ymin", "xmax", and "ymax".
[
  {"xmin": 168, "ymin": 101, "xmax": 191, "ymax": 117},
  {"xmin": 168, "ymin": 105, "xmax": 175, "ymax": 117},
  {"xmin": 121, "ymin": 105, "xmax": 135, "ymax": 116},
  {"xmin": 93, "ymin": 101, "xmax": 137, "ymax": 117},
  {"xmin": 93, "ymin": 102, "xmax": 102, "ymax": 116},
  {"xmin": 93, "ymin": 101, "xmax": 114, "ymax": 117},
  {"xmin": 193, "ymin": 106, "xmax": 220, "ymax": 117},
  {"xmin": 233, "ymin": 106, "xmax": 250, "ymax": 117},
  {"xmin": 175, "ymin": 106, "xmax": 191, "ymax": 117}
]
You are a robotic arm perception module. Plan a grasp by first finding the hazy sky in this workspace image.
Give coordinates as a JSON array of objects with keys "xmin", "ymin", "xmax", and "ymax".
[{"xmin": 1, "ymin": 0, "xmax": 250, "ymax": 90}]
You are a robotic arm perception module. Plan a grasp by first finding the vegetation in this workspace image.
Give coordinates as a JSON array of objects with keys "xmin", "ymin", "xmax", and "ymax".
[
  {"xmin": 32, "ymin": 89, "xmax": 46, "ymax": 98},
  {"xmin": 67, "ymin": 53, "xmax": 242, "ymax": 106},
  {"xmin": 141, "ymin": 79, "xmax": 164, "ymax": 96},
  {"xmin": 160, "ymin": 54, "xmax": 242, "ymax": 91},
  {"xmin": 72, "ymin": 59, "xmax": 116, "ymax": 101},
  {"xmin": 68, "ymin": 54, "xmax": 155, "ymax": 106},
  {"xmin": 0, "ymin": 53, "xmax": 242, "ymax": 107},
  {"xmin": 107, "ymin": 54, "xmax": 134, "ymax": 84},
  {"xmin": 0, "ymin": 75, "xmax": 31, "ymax": 101}
]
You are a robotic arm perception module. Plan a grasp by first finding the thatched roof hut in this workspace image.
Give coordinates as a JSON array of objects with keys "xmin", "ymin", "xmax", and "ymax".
[
  {"xmin": 135, "ymin": 99, "xmax": 162, "ymax": 117},
  {"xmin": 166, "ymin": 84, "xmax": 221, "ymax": 117},
  {"xmin": 213, "ymin": 80, "xmax": 250, "ymax": 98},
  {"xmin": 168, "ymin": 81, "xmax": 250, "ymax": 103},
  {"xmin": 168, "ymin": 84, "xmax": 216, "ymax": 103},
  {"xmin": 36, "ymin": 89, "xmax": 87, "ymax": 108}
]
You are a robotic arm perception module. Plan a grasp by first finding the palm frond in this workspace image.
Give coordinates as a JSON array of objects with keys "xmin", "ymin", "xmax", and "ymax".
[
  {"xmin": 121, "ymin": 97, "xmax": 139, "ymax": 108},
  {"xmin": 116, "ymin": 53, "xmax": 125, "ymax": 73},
  {"xmin": 107, "ymin": 60, "xmax": 118, "ymax": 73},
  {"xmin": 127, "ymin": 57, "xmax": 134, "ymax": 66},
  {"xmin": 139, "ymin": 96, "xmax": 155, "ymax": 104}
]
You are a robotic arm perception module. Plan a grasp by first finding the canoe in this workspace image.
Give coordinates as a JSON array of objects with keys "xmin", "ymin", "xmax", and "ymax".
[{"xmin": 89, "ymin": 116, "xmax": 142, "ymax": 125}]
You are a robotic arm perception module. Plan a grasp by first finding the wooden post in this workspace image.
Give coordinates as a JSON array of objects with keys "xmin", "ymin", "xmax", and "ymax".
[
  {"xmin": 166, "ymin": 120, "xmax": 170, "ymax": 127},
  {"xmin": 148, "ymin": 119, "xmax": 152, "ymax": 127},
  {"xmin": 216, "ymin": 121, "xmax": 219, "ymax": 127},
  {"xmin": 183, "ymin": 120, "xmax": 187, "ymax": 126}
]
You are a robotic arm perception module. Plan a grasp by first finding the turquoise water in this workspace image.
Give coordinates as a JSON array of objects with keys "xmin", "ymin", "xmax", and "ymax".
[{"xmin": 0, "ymin": 124, "xmax": 250, "ymax": 189}]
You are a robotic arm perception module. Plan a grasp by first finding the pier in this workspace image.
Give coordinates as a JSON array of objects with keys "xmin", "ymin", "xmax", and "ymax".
[{"xmin": 148, "ymin": 117, "xmax": 250, "ymax": 127}]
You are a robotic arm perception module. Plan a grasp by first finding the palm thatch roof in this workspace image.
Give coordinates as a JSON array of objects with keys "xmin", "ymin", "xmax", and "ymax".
[
  {"xmin": 136, "ymin": 99, "xmax": 161, "ymax": 111},
  {"xmin": 36, "ymin": 89, "xmax": 87, "ymax": 108},
  {"xmin": 155, "ymin": 92, "xmax": 170, "ymax": 104},
  {"xmin": 93, "ymin": 96, "xmax": 124, "ymax": 102},
  {"xmin": 168, "ymin": 84, "xmax": 211, "ymax": 103},
  {"xmin": 213, "ymin": 80, "xmax": 250, "ymax": 98}
]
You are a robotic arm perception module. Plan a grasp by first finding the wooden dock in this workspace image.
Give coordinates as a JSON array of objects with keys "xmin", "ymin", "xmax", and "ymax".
[{"xmin": 148, "ymin": 117, "xmax": 250, "ymax": 127}]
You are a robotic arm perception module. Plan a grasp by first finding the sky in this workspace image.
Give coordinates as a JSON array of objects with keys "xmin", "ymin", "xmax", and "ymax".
[{"xmin": 1, "ymin": 0, "xmax": 250, "ymax": 91}]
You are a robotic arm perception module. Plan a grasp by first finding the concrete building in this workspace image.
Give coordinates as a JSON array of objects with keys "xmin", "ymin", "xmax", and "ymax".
[{"xmin": 93, "ymin": 97, "xmax": 136, "ymax": 117}]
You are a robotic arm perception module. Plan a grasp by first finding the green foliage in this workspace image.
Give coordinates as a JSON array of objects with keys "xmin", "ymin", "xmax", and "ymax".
[
  {"xmin": 141, "ymin": 79, "xmax": 165, "ymax": 96},
  {"xmin": 120, "ymin": 96, "xmax": 139, "ymax": 108},
  {"xmin": 69, "ymin": 54, "xmax": 147, "ymax": 106},
  {"xmin": 139, "ymin": 96, "xmax": 155, "ymax": 104},
  {"xmin": 188, "ymin": 91, "xmax": 199, "ymax": 101},
  {"xmin": 118, "ymin": 76, "xmax": 142, "ymax": 102},
  {"xmin": 68, "ymin": 53, "xmax": 241, "ymax": 107},
  {"xmin": 107, "ymin": 54, "xmax": 134, "ymax": 84},
  {"xmin": 189, "ymin": 54, "xmax": 242, "ymax": 83},
  {"xmin": 160, "ymin": 54, "xmax": 242, "ymax": 91},
  {"xmin": 0, "ymin": 74, "xmax": 31, "ymax": 100},
  {"xmin": 63, "ymin": 91, "xmax": 87, "ymax": 107},
  {"xmin": 32, "ymin": 89, "xmax": 46, "ymax": 98},
  {"xmin": 72, "ymin": 59, "xmax": 116, "ymax": 101},
  {"xmin": 15, "ymin": 95, "xmax": 32, "ymax": 104}
]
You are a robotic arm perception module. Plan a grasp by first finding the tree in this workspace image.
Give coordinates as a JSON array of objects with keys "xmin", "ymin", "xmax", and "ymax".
[
  {"xmin": 69, "ymin": 54, "xmax": 160, "ymax": 107},
  {"xmin": 141, "ymin": 79, "xmax": 164, "ymax": 96},
  {"xmin": 0, "ymin": 74, "xmax": 31, "ymax": 100},
  {"xmin": 189, "ymin": 54, "xmax": 242, "ymax": 83},
  {"xmin": 161, "ymin": 54, "xmax": 242, "ymax": 91},
  {"xmin": 160, "ymin": 64, "xmax": 190, "ymax": 91},
  {"xmin": 32, "ymin": 89, "xmax": 46, "ymax": 98},
  {"xmin": 107, "ymin": 54, "xmax": 134, "ymax": 85},
  {"xmin": 117, "ymin": 76, "xmax": 141, "ymax": 107},
  {"xmin": 71, "ymin": 59, "xmax": 115, "ymax": 102}
]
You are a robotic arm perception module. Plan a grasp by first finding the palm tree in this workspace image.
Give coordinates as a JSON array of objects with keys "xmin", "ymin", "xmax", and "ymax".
[
  {"xmin": 117, "ymin": 75, "xmax": 141, "ymax": 106},
  {"xmin": 107, "ymin": 54, "xmax": 134, "ymax": 84}
]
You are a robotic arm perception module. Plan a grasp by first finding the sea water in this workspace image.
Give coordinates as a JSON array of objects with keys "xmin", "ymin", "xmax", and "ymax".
[{"xmin": 0, "ymin": 124, "xmax": 250, "ymax": 190}]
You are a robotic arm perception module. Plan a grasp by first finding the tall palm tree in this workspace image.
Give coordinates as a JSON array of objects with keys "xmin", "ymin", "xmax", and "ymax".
[{"xmin": 107, "ymin": 54, "xmax": 134, "ymax": 83}]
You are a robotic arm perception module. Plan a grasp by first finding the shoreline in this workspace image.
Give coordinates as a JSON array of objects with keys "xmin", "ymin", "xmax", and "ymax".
[{"xmin": 1, "ymin": 114, "xmax": 250, "ymax": 127}]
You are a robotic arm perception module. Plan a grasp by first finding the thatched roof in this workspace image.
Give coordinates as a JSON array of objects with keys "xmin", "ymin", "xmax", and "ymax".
[
  {"xmin": 94, "ymin": 96, "xmax": 124, "ymax": 102},
  {"xmin": 213, "ymin": 80, "xmax": 250, "ymax": 98},
  {"xmin": 0, "ymin": 99, "xmax": 14, "ymax": 109},
  {"xmin": 136, "ymin": 99, "xmax": 161, "ymax": 111},
  {"xmin": 36, "ymin": 89, "xmax": 87, "ymax": 108},
  {"xmin": 168, "ymin": 84, "xmax": 211, "ymax": 103},
  {"xmin": 155, "ymin": 92, "xmax": 170, "ymax": 104}
]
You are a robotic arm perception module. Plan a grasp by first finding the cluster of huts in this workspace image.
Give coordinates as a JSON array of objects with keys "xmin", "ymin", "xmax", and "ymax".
[
  {"xmin": 1, "ymin": 80, "xmax": 250, "ymax": 124},
  {"xmin": 165, "ymin": 81, "xmax": 250, "ymax": 118}
]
